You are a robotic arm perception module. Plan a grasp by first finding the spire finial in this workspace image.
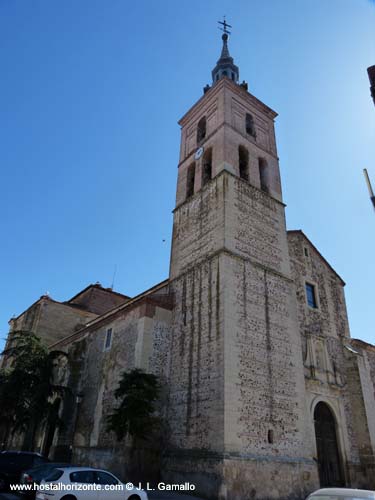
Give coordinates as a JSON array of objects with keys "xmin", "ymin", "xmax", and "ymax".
[
  {"xmin": 212, "ymin": 17, "xmax": 239, "ymax": 85},
  {"xmin": 218, "ymin": 16, "xmax": 232, "ymax": 36}
]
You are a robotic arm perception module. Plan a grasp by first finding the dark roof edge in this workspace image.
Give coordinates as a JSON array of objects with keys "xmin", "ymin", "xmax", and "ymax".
[{"xmin": 351, "ymin": 338, "xmax": 375, "ymax": 352}]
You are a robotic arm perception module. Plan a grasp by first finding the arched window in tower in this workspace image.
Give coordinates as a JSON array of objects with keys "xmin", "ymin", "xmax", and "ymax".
[
  {"xmin": 197, "ymin": 117, "xmax": 206, "ymax": 144},
  {"xmin": 258, "ymin": 158, "xmax": 269, "ymax": 193},
  {"xmin": 186, "ymin": 163, "xmax": 196, "ymax": 199},
  {"xmin": 202, "ymin": 148, "xmax": 212, "ymax": 186},
  {"xmin": 246, "ymin": 113, "xmax": 256, "ymax": 138},
  {"xmin": 238, "ymin": 146, "xmax": 249, "ymax": 182}
]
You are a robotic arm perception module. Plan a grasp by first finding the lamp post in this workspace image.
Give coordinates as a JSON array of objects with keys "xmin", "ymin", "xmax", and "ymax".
[{"xmin": 363, "ymin": 169, "xmax": 375, "ymax": 211}]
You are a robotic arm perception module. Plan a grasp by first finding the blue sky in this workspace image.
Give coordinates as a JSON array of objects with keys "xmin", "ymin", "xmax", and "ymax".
[{"xmin": 0, "ymin": 0, "xmax": 374, "ymax": 351}]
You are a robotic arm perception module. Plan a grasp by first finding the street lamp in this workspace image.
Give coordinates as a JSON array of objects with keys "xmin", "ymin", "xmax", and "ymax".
[{"xmin": 363, "ymin": 168, "xmax": 375, "ymax": 211}]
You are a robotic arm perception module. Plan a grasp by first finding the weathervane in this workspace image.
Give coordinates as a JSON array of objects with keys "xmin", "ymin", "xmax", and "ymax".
[{"xmin": 218, "ymin": 16, "xmax": 232, "ymax": 35}]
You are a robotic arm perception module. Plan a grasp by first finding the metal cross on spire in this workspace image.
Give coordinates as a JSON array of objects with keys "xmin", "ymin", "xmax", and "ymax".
[
  {"xmin": 211, "ymin": 16, "xmax": 239, "ymax": 84},
  {"xmin": 218, "ymin": 16, "xmax": 232, "ymax": 35}
]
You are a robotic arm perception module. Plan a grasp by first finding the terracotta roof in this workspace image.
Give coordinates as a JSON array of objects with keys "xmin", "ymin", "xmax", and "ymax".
[
  {"xmin": 49, "ymin": 278, "xmax": 171, "ymax": 349},
  {"xmin": 66, "ymin": 283, "xmax": 130, "ymax": 304}
]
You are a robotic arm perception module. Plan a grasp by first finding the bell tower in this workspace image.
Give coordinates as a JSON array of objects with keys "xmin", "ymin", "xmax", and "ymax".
[
  {"xmin": 171, "ymin": 26, "xmax": 284, "ymax": 279},
  {"xmin": 166, "ymin": 23, "xmax": 310, "ymax": 500}
]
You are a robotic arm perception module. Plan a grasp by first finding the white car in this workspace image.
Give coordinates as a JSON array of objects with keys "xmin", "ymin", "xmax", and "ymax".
[
  {"xmin": 35, "ymin": 466, "xmax": 148, "ymax": 500},
  {"xmin": 306, "ymin": 488, "xmax": 375, "ymax": 500}
]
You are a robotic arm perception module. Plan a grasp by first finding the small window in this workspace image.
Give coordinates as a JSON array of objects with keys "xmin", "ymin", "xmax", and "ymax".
[
  {"xmin": 186, "ymin": 163, "xmax": 195, "ymax": 198},
  {"xmin": 70, "ymin": 470, "xmax": 95, "ymax": 484},
  {"xmin": 94, "ymin": 471, "xmax": 119, "ymax": 485},
  {"xmin": 45, "ymin": 469, "xmax": 64, "ymax": 482},
  {"xmin": 104, "ymin": 328, "xmax": 112, "ymax": 351},
  {"xmin": 304, "ymin": 247, "xmax": 309, "ymax": 257},
  {"xmin": 267, "ymin": 429, "xmax": 274, "ymax": 444},
  {"xmin": 231, "ymin": 72, "xmax": 235, "ymax": 81},
  {"xmin": 306, "ymin": 283, "xmax": 318, "ymax": 309},
  {"xmin": 197, "ymin": 117, "xmax": 206, "ymax": 144},
  {"xmin": 239, "ymin": 146, "xmax": 249, "ymax": 181},
  {"xmin": 202, "ymin": 148, "xmax": 212, "ymax": 186},
  {"xmin": 258, "ymin": 158, "xmax": 269, "ymax": 192},
  {"xmin": 246, "ymin": 113, "xmax": 256, "ymax": 138}
]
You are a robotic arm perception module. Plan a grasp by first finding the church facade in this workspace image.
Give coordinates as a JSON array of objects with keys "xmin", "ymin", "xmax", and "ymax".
[{"xmin": 2, "ymin": 32, "xmax": 375, "ymax": 500}]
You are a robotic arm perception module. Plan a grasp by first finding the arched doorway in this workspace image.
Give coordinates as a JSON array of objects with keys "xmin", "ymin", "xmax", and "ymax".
[
  {"xmin": 314, "ymin": 402, "xmax": 344, "ymax": 487},
  {"xmin": 42, "ymin": 399, "xmax": 61, "ymax": 458}
]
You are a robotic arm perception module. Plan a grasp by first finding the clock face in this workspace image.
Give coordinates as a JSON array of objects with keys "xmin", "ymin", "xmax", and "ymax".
[{"xmin": 195, "ymin": 146, "xmax": 204, "ymax": 160}]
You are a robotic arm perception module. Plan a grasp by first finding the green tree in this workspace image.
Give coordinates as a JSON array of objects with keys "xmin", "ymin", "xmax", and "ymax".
[
  {"xmin": 0, "ymin": 367, "xmax": 30, "ymax": 448},
  {"xmin": 0, "ymin": 331, "xmax": 67, "ymax": 451},
  {"xmin": 107, "ymin": 368, "xmax": 161, "ymax": 443}
]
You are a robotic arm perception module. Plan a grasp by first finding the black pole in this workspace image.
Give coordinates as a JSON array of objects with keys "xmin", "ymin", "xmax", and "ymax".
[
  {"xmin": 368, "ymin": 66, "xmax": 375, "ymax": 107},
  {"xmin": 364, "ymin": 169, "xmax": 375, "ymax": 211}
]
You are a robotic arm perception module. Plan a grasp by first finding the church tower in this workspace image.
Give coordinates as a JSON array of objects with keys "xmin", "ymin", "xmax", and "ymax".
[{"xmin": 166, "ymin": 25, "xmax": 313, "ymax": 499}]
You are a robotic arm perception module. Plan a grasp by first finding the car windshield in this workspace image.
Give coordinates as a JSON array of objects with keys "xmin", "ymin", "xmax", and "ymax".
[{"xmin": 0, "ymin": 454, "xmax": 37, "ymax": 467}]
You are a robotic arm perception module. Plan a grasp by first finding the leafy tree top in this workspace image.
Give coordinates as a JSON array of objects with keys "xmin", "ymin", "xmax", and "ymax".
[{"xmin": 107, "ymin": 368, "xmax": 161, "ymax": 442}]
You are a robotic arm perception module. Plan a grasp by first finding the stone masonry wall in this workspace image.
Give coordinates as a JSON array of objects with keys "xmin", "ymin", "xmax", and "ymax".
[
  {"xmin": 170, "ymin": 173, "xmax": 225, "ymax": 279},
  {"xmin": 225, "ymin": 173, "xmax": 290, "ymax": 276},
  {"xmin": 37, "ymin": 300, "xmax": 97, "ymax": 346},
  {"xmin": 167, "ymin": 168, "xmax": 311, "ymax": 499},
  {"xmin": 288, "ymin": 231, "xmax": 375, "ymax": 488},
  {"xmin": 171, "ymin": 171, "xmax": 290, "ymax": 280},
  {"xmin": 53, "ymin": 295, "xmax": 172, "ymax": 481},
  {"xmin": 1, "ymin": 298, "xmax": 96, "ymax": 369},
  {"xmin": 287, "ymin": 232, "xmax": 349, "ymax": 339},
  {"xmin": 167, "ymin": 255, "xmax": 224, "ymax": 452},
  {"xmin": 223, "ymin": 252, "xmax": 306, "ymax": 458}
]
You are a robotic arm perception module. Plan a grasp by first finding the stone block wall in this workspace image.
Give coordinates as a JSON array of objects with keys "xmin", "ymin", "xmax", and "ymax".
[
  {"xmin": 170, "ymin": 173, "xmax": 226, "ymax": 279},
  {"xmin": 167, "ymin": 254, "xmax": 225, "ymax": 453},
  {"xmin": 287, "ymin": 232, "xmax": 349, "ymax": 340},
  {"xmin": 288, "ymin": 231, "xmax": 375, "ymax": 489},
  {"xmin": 50, "ymin": 289, "xmax": 172, "ymax": 481},
  {"xmin": 1, "ymin": 297, "xmax": 97, "ymax": 369},
  {"xmin": 222, "ymin": 252, "xmax": 306, "ymax": 458}
]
